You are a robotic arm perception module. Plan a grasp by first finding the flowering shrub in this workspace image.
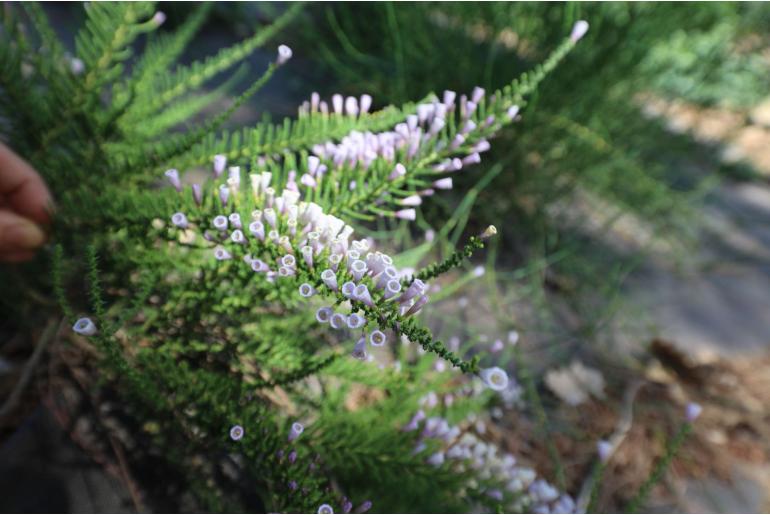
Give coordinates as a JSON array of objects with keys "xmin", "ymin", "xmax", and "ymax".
[{"xmin": 0, "ymin": 4, "xmax": 702, "ymax": 513}]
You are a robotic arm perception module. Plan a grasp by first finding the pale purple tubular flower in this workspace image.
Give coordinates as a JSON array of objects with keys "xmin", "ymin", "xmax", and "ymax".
[
  {"xmin": 249, "ymin": 221, "xmax": 265, "ymax": 241},
  {"xmin": 70, "ymin": 57, "xmax": 85, "ymax": 75},
  {"xmin": 404, "ymin": 294, "xmax": 429, "ymax": 317},
  {"xmin": 471, "ymin": 86, "xmax": 485, "ymax": 104},
  {"xmin": 330, "ymin": 313, "xmax": 347, "ymax": 330},
  {"xmin": 214, "ymin": 247, "xmax": 232, "ymax": 261},
  {"xmin": 301, "ymin": 246, "xmax": 314, "ymax": 268},
  {"xmin": 191, "ymin": 184, "xmax": 202, "ymax": 206},
  {"xmin": 443, "ymin": 89, "xmax": 456, "ymax": 107},
  {"xmin": 213, "ymin": 215, "xmax": 228, "ymax": 231},
  {"xmin": 213, "ymin": 154, "xmax": 227, "ymax": 177},
  {"xmin": 375, "ymin": 266, "xmax": 397, "ymax": 289},
  {"xmin": 317, "ymin": 504, "xmax": 334, "ymax": 514},
  {"xmin": 345, "ymin": 96, "xmax": 359, "ymax": 117},
  {"xmin": 300, "ymin": 174, "xmax": 317, "ymax": 188},
  {"xmin": 315, "ymin": 307, "xmax": 333, "ymax": 324},
  {"xmin": 484, "ymin": 115, "xmax": 496, "ymax": 127},
  {"xmin": 399, "ymin": 195, "xmax": 422, "ymax": 207},
  {"xmin": 229, "ymin": 424, "xmax": 244, "ymax": 441},
  {"xmin": 228, "ymin": 212, "xmax": 242, "ymax": 229},
  {"xmin": 480, "ymin": 367, "xmax": 509, "ymax": 391},
  {"xmin": 383, "ymin": 279, "xmax": 402, "ymax": 300},
  {"xmin": 389, "ymin": 163, "xmax": 407, "ymax": 180},
  {"xmin": 507, "ymin": 105, "xmax": 520, "ymax": 120},
  {"xmin": 263, "ymin": 208, "xmax": 277, "ymax": 228},
  {"xmin": 341, "ymin": 281, "xmax": 356, "ymax": 298},
  {"xmin": 72, "ymin": 317, "xmax": 97, "ymax": 336},
  {"xmin": 350, "ymin": 260, "xmax": 367, "ymax": 281},
  {"xmin": 288, "ymin": 480, "xmax": 298, "ymax": 491},
  {"xmin": 369, "ymin": 330, "xmax": 386, "ymax": 347},
  {"xmin": 276, "ymin": 44, "xmax": 293, "ymax": 65},
  {"xmin": 433, "ymin": 178, "xmax": 453, "ymax": 190},
  {"xmin": 288, "ymin": 422, "xmax": 304, "ymax": 442},
  {"xmin": 451, "ymin": 133, "xmax": 466, "ymax": 149},
  {"xmin": 462, "ymin": 153, "xmax": 482, "ymax": 167},
  {"xmin": 395, "ymin": 209, "xmax": 416, "ymax": 221},
  {"xmin": 354, "ymin": 284, "xmax": 374, "ymax": 306},
  {"xmin": 429, "ymin": 117, "xmax": 445, "ymax": 135},
  {"xmin": 164, "ymin": 169, "xmax": 181, "ymax": 192},
  {"xmin": 354, "ymin": 501, "xmax": 372, "ymax": 514},
  {"xmin": 321, "ymin": 269, "xmax": 338, "ymax": 291},
  {"xmin": 311, "ymin": 92, "xmax": 320, "ymax": 111},
  {"xmin": 351, "ymin": 337, "xmax": 368, "ymax": 361},
  {"xmin": 171, "ymin": 212, "xmax": 188, "ymax": 229},
  {"xmin": 230, "ymin": 229, "xmax": 245, "ymax": 244},
  {"xmin": 360, "ymin": 94, "xmax": 372, "ymax": 114},
  {"xmin": 299, "ymin": 283, "xmax": 316, "ymax": 298},
  {"xmin": 400, "ymin": 279, "xmax": 425, "ymax": 303},
  {"xmin": 491, "ymin": 339, "xmax": 504, "ymax": 353},
  {"xmin": 287, "ymin": 450, "xmax": 297, "ymax": 464},
  {"xmin": 685, "ymin": 402, "xmax": 702, "ymax": 422},
  {"xmin": 228, "ymin": 166, "xmax": 241, "ymax": 188},
  {"xmin": 218, "ymin": 185, "xmax": 230, "ymax": 207},
  {"xmin": 307, "ymin": 155, "xmax": 320, "ymax": 175},
  {"xmin": 597, "ymin": 440, "xmax": 612, "ymax": 463},
  {"xmin": 465, "ymin": 101, "xmax": 477, "ymax": 117},
  {"xmin": 474, "ymin": 139, "xmax": 491, "ymax": 153},
  {"xmin": 346, "ymin": 313, "xmax": 366, "ymax": 329},
  {"xmin": 427, "ymin": 451, "xmax": 445, "ymax": 467},
  {"xmin": 251, "ymin": 259, "xmax": 268, "ymax": 273},
  {"xmin": 402, "ymin": 410, "xmax": 426, "ymax": 431},
  {"xmin": 332, "ymin": 94, "xmax": 343, "ymax": 115},
  {"xmin": 281, "ymin": 254, "xmax": 296, "ymax": 269},
  {"xmin": 151, "ymin": 11, "xmax": 166, "ymax": 26},
  {"xmin": 570, "ymin": 20, "xmax": 589, "ymax": 42},
  {"xmin": 319, "ymin": 100, "xmax": 328, "ymax": 114}
]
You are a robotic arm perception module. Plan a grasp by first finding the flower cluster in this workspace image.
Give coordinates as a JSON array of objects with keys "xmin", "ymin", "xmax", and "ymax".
[{"xmin": 404, "ymin": 409, "xmax": 575, "ymax": 514}]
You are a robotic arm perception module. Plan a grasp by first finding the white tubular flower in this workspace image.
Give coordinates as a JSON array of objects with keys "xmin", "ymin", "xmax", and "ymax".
[
  {"xmin": 360, "ymin": 94, "xmax": 372, "ymax": 114},
  {"xmin": 281, "ymin": 254, "xmax": 296, "ymax": 269},
  {"xmin": 597, "ymin": 440, "xmax": 612, "ymax": 463},
  {"xmin": 369, "ymin": 330, "xmax": 386, "ymax": 347},
  {"xmin": 389, "ymin": 163, "xmax": 407, "ymax": 180},
  {"xmin": 508, "ymin": 330, "xmax": 520, "ymax": 346},
  {"xmin": 213, "ymin": 154, "xmax": 227, "ymax": 177},
  {"xmin": 570, "ymin": 20, "xmax": 589, "ymax": 42},
  {"xmin": 263, "ymin": 208, "xmax": 277, "ymax": 228},
  {"xmin": 471, "ymin": 86, "xmax": 485, "ymax": 104},
  {"xmin": 344, "ymin": 96, "xmax": 359, "ymax": 117},
  {"xmin": 229, "ymin": 425, "xmax": 244, "ymax": 441},
  {"xmin": 399, "ymin": 195, "xmax": 422, "ymax": 207},
  {"xmin": 228, "ymin": 166, "xmax": 241, "ymax": 187},
  {"xmin": 315, "ymin": 307, "xmax": 333, "ymax": 324},
  {"xmin": 287, "ymin": 421, "xmax": 304, "ymax": 442},
  {"xmin": 228, "ymin": 213, "xmax": 242, "ymax": 229},
  {"xmin": 317, "ymin": 504, "xmax": 334, "ymax": 514},
  {"xmin": 330, "ymin": 313, "xmax": 346, "ymax": 330},
  {"xmin": 151, "ymin": 11, "xmax": 166, "ymax": 26},
  {"xmin": 276, "ymin": 44, "xmax": 293, "ymax": 65},
  {"xmin": 311, "ymin": 92, "xmax": 320, "ymax": 111},
  {"xmin": 214, "ymin": 247, "xmax": 232, "ymax": 261},
  {"xmin": 480, "ymin": 225, "xmax": 498, "ymax": 240},
  {"xmin": 473, "ymin": 265, "xmax": 485, "ymax": 278},
  {"xmin": 307, "ymin": 155, "xmax": 320, "ymax": 175},
  {"xmin": 164, "ymin": 169, "xmax": 181, "ymax": 192},
  {"xmin": 351, "ymin": 337, "xmax": 368, "ymax": 361},
  {"xmin": 350, "ymin": 260, "xmax": 367, "ymax": 281},
  {"xmin": 451, "ymin": 133, "xmax": 466, "ymax": 149},
  {"xmin": 72, "ymin": 317, "xmax": 97, "ymax": 336},
  {"xmin": 429, "ymin": 117, "xmax": 445, "ymax": 135},
  {"xmin": 433, "ymin": 178, "xmax": 453, "ymax": 190},
  {"xmin": 332, "ymin": 94, "xmax": 343, "ymax": 115},
  {"xmin": 171, "ymin": 212, "xmax": 188, "ymax": 229},
  {"xmin": 300, "ymin": 246, "xmax": 314, "ymax": 268},
  {"xmin": 320, "ymin": 269, "xmax": 338, "ymax": 291},
  {"xmin": 298, "ymin": 283, "xmax": 316, "ymax": 298},
  {"xmin": 507, "ymin": 105, "xmax": 520, "ymax": 120},
  {"xmin": 427, "ymin": 452, "xmax": 445, "ymax": 467},
  {"xmin": 395, "ymin": 209, "xmax": 416, "ymax": 221},
  {"xmin": 341, "ymin": 281, "xmax": 356, "ymax": 298},
  {"xmin": 404, "ymin": 294, "xmax": 429, "ymax": 317},
  {"xmin": 354, "ymin": 284, "xmax": 374, "ymax": 306},
  {"xmin": 474, "ymin": 140, "xmax": 491, "ymax": 153},
  {"xmin": 70, "ymin": 57, "xmax": 85, "ymax": 75},
  {"xmin": 230, "ymin": 229, "xmax": 245, "ymax": 244},
  {"xmin": 249, "ymin": 221, "xmax": 265, "ymax": 241},
  {"xmin": 480, "ymin": 367, "xmax": 509, "ymax": 391},
  {"xmin": 383, "ymin": 279, "xmax": 402, "ymax": 300},
  {"xmin": 268, "ymin": 229, "xmax": 280, "ymax": 244},
  {"xmin": 346, "ymin": 313, "xmax": 366, "ymax": 329},
  {"xmin": 685, "ymin": 402, "xmax": 702, "ymax": 422}
]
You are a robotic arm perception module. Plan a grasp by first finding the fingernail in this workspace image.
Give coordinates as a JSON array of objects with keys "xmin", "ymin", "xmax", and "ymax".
[{"xmin": 3, "ymin": 221, "xmax": 45, "ymax": 249}]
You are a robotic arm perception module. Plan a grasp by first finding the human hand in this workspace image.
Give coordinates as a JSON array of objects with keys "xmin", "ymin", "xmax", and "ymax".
[{"xmin": 0, "ymin": 143, "xmax": 53, "ymax": 262}]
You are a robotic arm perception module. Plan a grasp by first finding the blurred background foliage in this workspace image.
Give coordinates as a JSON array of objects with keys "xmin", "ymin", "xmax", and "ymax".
[{"xmin": 271, "ymin": 2, "xmax": 770, "ymax": 357}]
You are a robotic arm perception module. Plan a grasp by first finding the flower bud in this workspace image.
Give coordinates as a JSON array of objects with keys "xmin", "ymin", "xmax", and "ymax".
[
  {"xmin": 433, "ymin": 178, "xmax": 453, "ymax": 190},
  {"xmin": 213, "ymin": 154, "xmax": 227, "ymax": 177},
  {"xmin": 191, "ymin": 184, "xmax": 202, "ymax": 206},
  {"xmin": 360, "ymin": 94, "xmax": 372, "ymax": 114},
  {"xmin": 164, "ymin": 169, "xmax": 181, "ymax": 192},
  {"xmin": 570, "ymin": 20, "xmax": 589, "ymax": 42},
  {"xmin": 480, "ymin": 225, "xmax": 497, "ymax": 239},
  {"xmin": 276, "ymin": 44, "xmax": 293, "ymax": 65},
  {"xmin": 395, "ymin": 209, "xmax": 416, "ymax": 221}
]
